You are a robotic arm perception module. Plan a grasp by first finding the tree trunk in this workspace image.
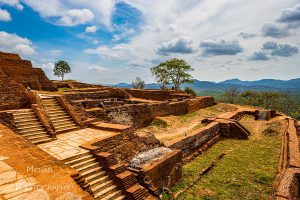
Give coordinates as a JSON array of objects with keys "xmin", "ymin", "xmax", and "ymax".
[{"xmin": 61, "ymin": 73, "xmax": 64, "ymax": 81}]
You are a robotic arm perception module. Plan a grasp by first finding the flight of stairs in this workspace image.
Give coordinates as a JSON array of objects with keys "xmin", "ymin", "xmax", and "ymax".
[
  {"xmin": 64, "ymin": 152, "xmax": 125, "ymax": 200},
  {"xmin": 41, "ymin": 96, "xmax": 79, "ymax": 133},
  {"xmin": 13, "ymin": 109, "xmax": 55, "ymax": 144}
]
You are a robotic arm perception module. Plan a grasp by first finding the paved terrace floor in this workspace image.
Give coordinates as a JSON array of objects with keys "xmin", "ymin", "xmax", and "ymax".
[{"xmin": 38, "ymin": 128, "xmax": 116, "ymax": 160}]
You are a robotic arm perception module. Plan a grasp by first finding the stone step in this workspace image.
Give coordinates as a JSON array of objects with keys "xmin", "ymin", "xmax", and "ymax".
[
  {"xmin": 63, "ymin": 152, "xmax": 91, "ymax": 163},
  {"xmin": 18, "ymin": 127, "xmax": 45, "ymax": 133},
  {"xmin": 51, "ymin": 117, "xmax": 73, "ymax": 123},
  {"xmin": 17, "ymin": 124, "xmax": 43, "ymax": 130},
  {"xmin": 48, "ymin": 112, "xmax": 70, "ymax": 118},
  {"xmin": 113, "ymin": 194, "xmax": 126, "ymax": 200},
  {"xmin": 13, "ymin": 111, "xmax": 34, "ymax": 116},
  {"xmin": 77, "ymin": 162, "xmax": 100, "ymax": 173},
  {"xmin": 81, "ymin": 166, "xmax": 102, "ymax": 177},
  {"xmin": 71, "ymin": 158, "xmax": 97, "ymax": 169},
  {"xmin": 15, "ymin": 119, "xmax": 39, "ymax": 125},
  {"xmin": 13, "ymin": 114, "xmax": 36, "ymax": 120},
  {"xmin": 27, "ymin": 134, "xmax": 50, "ymax": 140},
  {"xmin": 45, "ymin": 106, "xmax": 64, "ymax": 111},
  {"xmin": 32, "ymin": 137, "xmax": 54, "ymax": 144},
  {"xmin": 89, "ymin": 175, "xmax": 110, "ymax": 187},
  {"xmin": 52, "ymin": 120, "xmax": 76, "ymax": 127},
  {"xmin": 16, "ymin": 122, "xmax": 42, "ymax": 128},
  {"xmin": 22, "ymin": 131, "xmax": 48, "ymax": 137},
  {"xmin": 65, "ymin": 154, "xmax": 94, "ymax": 166},
  {"xmin": 55, "ymin": 126, "xmax": 78, "ymax": 133},
  {"xmin": 94, "ymin": 185, "xmax": 118, "ymax": 199},
  {"xmin": 101, "ymin": 190, "xmax": 124, "ymax": 200},
  {"xmin": 85, "ymin": 171, "xmax": 106, "ymax": 182},
  {"xmin": 47, "ymin": 110, "xmax": 67, "ymax": 115},
  {"xmin": 49, "ymin": 115, "xmax": 71, "ymax": 121},
  {"xmin": 91, "ymin": 180, "xmax": 113, "ymax": 193},
  {"xmin": 14, "ymin": 118, "xmax": 38, "ymax": 124}
]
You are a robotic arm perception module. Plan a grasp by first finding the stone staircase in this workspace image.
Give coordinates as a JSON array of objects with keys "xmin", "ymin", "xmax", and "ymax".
[
  {"xmin": 13, "ymin": 109, "xmax": 55, "ymax": 144},
  {"xmin": 41, "ymin": 96, "xmax": 79, "ymax": 133},
  {"xmin": 64, "ymin": 152, "xmax": 126, "ymax": 200}
]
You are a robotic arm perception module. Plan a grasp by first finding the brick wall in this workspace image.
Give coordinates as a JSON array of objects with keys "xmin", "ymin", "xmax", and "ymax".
[
  {"xmin": 0, "ymin": 59, "xmax": 56, "ymax": 91},
  {"xmin": 165, "ymin": 122, "xmax": 220, "ymax": 158},
  {"xmin": 125, "ymin": 89, "xmax": 192, "ymax": 101}
]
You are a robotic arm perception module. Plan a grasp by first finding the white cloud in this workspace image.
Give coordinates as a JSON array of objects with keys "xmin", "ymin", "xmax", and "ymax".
[
  {"xmin": 84, "ymin": 44, "xmax": 129, "ymax": 60},
  {"xmin": 19, "ymin": 0, "xmax": 116, "ymax": 27},
  {"xmin": 85, "ymin": 25, "xmax": 97, "ymax": 33},
  {"xmin": 0, "ymin": 31, "xmax": 35, "ymax": 55},
  {"xmin": 58, "ymin": 9, "xmax": 94, "ymax": 26},
  {"xmin": 88, "ymin": 65, "xmax": 109, "ymax": 72},
  {"xmin": 0, "ymin": 0, "xmax": 23, "ymax": 10},
  {"xmin": 0, "ymin": 9, "xmax": 11, "ymax": 21}
]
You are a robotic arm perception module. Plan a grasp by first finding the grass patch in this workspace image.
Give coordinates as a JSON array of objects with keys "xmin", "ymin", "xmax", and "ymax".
[
  {"xmin": 149, "ymin": 118, "xmax": 168, "ymax": 128},
  {"xmin": 163, "ymin": 117, "xmax": 283, "ymax": 200},
  {"xmin": 58, "ymin": 87, "xmax": 71, "ymax": 91}
]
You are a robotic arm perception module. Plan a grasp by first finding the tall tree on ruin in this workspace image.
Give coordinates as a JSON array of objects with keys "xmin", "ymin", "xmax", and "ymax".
[
  {"xmin": 151, "ymin": 58, "xmax": 194, "ymax": 91},
  {"xmin": 53, "ymin": 60, "xmax": 71, "ymax": 81}
]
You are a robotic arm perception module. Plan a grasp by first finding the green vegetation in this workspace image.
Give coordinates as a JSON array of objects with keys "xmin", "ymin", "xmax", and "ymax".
[
  {"xmin": 164, "ymin": 115, "xmax": 282, "ymax": 200},
  {"xmin": 184, "ymin": 87, "xmax": 197, "ymax": 96},
  {"xmin": 132, "ymin": 77, "xmax": 145, "ymax": 89},
  {"xmin": 149, "ymin": 118, "xmax": 168, "ymax": 128},
  {"xmin": 220, "ymin": 89, "xmax": 300, "ymax": 119},
  {"xmin": 151, "ymin": 58, "xmax": 194, "ymax": 91},
  {"xmin": 58, "ymin": 87, "xmax": 71, "ymax": 91},
  {"xmin": 53, "ymin": 60, "xmax": 71, "ymax": 81}
]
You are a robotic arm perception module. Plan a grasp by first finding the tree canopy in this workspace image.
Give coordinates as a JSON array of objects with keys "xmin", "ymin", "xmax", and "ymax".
[
  {"xmin": 151, "ymin": 58, "xmax": 194, "ymax": 91},
  {"xmin": 53, "ymin": 60, "xmax": 71, "ymax": 81},
  {"xmin": 132, "ymin": 77, "xmax": 145, "ymax": 89}
]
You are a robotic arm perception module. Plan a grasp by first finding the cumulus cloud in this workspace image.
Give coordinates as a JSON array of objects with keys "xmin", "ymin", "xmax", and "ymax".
[
  {"xmin": 19, "ymin": 0, "xmax": 115, "ymax": 27},
  {"xmin": 157, "ymin": 37, "xmax": 194, "ymax": 55},
  {"xmin": 58, "ymin": 9, "xmax": 94, "ymax": 26},
  {"xmin": 0, "ymin": 31, "xmax": 35, "ymax": 56},
  {"xmin": 238, "ymin": 32, "xmax": 256, "ymax": 39},
  {"xmin": 248, "ymin": 52, "xmax": 270, "ymax": 61},
  {"xmin": 270, "ymin": 43, "xmax": 299, "ymax": 57},
  {"xmin": 261, "ymin": 22, "xmax": 290, "ymax": 38},
  {"xmin": 0, "ymin": 0, "xmax": 23, "ymax": 10},
  {"xmin": 277, "ymin": 4, "xmax": 300, "ymax": 24},
  {"xmin": 0, "ymin": 9, "xmax": 11, "ymax": 21},
  {"xmin": 200, "ymin": 39, "xmax": 243, "ymax": 56},
  {"xmin": 261, "ymin": 41, "xmax": 299, "ymax": 57},
  {"xmin": 262, "ymin": 41, "xmax": 278, "ymax": 50},
  {"xmin": 85, "ymin": 25, "xmax": 97, "ymax": 33}
]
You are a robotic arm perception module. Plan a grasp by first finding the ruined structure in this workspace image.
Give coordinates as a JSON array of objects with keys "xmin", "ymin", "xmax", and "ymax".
[{"xmin": 0, "ymin": 51, "xmax": 299, "ymax": 200}]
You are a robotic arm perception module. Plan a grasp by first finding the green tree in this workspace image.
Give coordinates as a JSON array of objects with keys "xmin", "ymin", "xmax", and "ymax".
[
  {"xmin": 53, "ymin": 60, "xmax": 71, "ymax": 81},
  {"xmin": 150, "ymin": 64, "xmax": 170, "ymax": 89},
  {"xmin": 132, "ymin": 77, "xmax": 145, "ymax": 89},
  {"xmin": 222, "ymin": 87, "xmax": 240, "ymax": 104},
  {"xmin": 151, "ymin": 58, "xmax": 193, "ymax": 91},
  {"xmin": 184, "ymin": 87, "xmax": 197, "ymax": 96}
]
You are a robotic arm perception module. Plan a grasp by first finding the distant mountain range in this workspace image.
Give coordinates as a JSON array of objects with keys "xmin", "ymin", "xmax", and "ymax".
[{"xmin": 107, "ymin": 78, "xmax": 300, "ymax": 91}]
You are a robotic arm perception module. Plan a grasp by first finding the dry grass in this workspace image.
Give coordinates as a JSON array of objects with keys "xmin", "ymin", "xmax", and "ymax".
[{"xmin": 137, "ymin": 103, "xmax": 238, "ymax": 143}]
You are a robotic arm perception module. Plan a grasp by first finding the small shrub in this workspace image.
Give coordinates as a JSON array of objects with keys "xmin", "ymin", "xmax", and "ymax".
[
  {"xmin": 262, "ymin": 121, "xmax": 281, "ymax": 136},
  {"xmin": 150, "ymin": 118, "xmax": 168, "ymax": 128},
  {"xmin": 184, "ymin": 87, "xmax": 197, "ymax": 96}
]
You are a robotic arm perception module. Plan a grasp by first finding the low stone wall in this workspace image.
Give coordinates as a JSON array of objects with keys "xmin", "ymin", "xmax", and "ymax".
[
  {"xmin": 273, "ymin": 118, "xmax": 300, "ymax": 199},
  {"xmin": 125, "ymin": 89, "xmax": 192, "ymax": 101},
  {"xmin": 0, "ymin": 111, "xmax": 16, "ymax": 131},
  {"xmin": 138, "ymin": 149, "xmax": 183, "ymax": 192},
  {"xmin": 165, "ymin": 122, "xmax": 220, "ymax": 158},
  {"xmin": 85, "ymin": 97, "xmax": 215, "ymax": 128},
  {"xmin": 64, "ymin": 90, "xmax": 130, "ymax": 101}
]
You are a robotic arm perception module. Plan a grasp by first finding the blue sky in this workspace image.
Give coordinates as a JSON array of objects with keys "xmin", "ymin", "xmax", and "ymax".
[{"xmin": 0, "ymin": 0, "xmax": 299, "ymax": 84}]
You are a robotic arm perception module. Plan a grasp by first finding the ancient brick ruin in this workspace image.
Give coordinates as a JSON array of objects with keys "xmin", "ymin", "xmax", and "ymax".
[{"xmin": 0, "ymin": 51, "xmax": 299, "ymax": 200}]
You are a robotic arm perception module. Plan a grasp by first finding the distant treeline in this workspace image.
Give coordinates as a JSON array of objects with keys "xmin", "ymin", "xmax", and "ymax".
[{"xmin": 220, "ymin": 88, "xmax": 300, "ymax": 120}]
